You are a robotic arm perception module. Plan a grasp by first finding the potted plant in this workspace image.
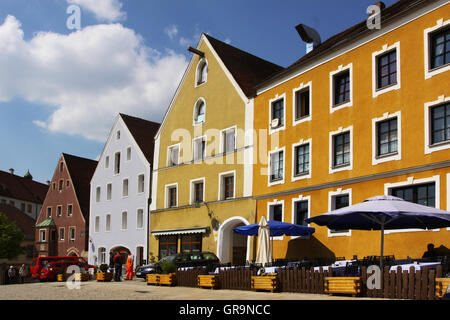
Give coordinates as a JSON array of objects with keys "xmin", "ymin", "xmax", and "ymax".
[
  {"xmin": 251, "ymin": 271, "xmax": 279, "ymax": 293},
  {"xmin": 96, "ymin": 263, "xmax": 113, "ymax": 282},
  {"xmin": 158, "ymin": 261, "xmax": 177, "ymax": 286}
]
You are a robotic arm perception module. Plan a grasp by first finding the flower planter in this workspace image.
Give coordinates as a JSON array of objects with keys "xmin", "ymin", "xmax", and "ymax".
[
  {"xmin": 146, "ymin": 274, "xmax": 159, "ymax": 286},
  {"xmin": 57, "ymin": 274, "xmax": 66, "ymax": 282},
  {"xmin": 251, "ymin": 275, "xmax": 278, "ymax": 293},
  {"xmin": 198, "ymin": 274, "xmax": 219, "ymax": 289},
  {"xmin": 159, "ymin": 273, "xmax": 176, "ymax": 286},
  {"xmin": 96, "ymin": 272, "xmax": 113, "ymax": 282},
  {"xmin": 324, "ymin": 277, "xmax": 361, "ymax": 297},
  {"xmin": 435, "ymin": 278, "xmax": 450, "ymax": 299},
  {"xmin": 74, "ymin": 273, "xmax": 90, "ymax": 282}
]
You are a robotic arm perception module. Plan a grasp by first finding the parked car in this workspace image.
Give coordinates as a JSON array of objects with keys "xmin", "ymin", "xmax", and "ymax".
[
  {"xmin": 135, "ymin": 252, "xmax": 220, "ymax": 278},
  {"xmin": 30, "ymin": 256, "xmax": 89, "ymax": 279},
  {"xmin": 39, "ymin": 260, "xmax": 96, "ymax": 281}
]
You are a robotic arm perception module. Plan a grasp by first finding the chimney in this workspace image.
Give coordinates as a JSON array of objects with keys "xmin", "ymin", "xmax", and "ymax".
[
  {"xmin": 46, "ymin": 180, "xmax": 51, "ymax": 186},
  {"xmin": 9, "ymin": 168, "xmax": 14, "ymax": 175}
]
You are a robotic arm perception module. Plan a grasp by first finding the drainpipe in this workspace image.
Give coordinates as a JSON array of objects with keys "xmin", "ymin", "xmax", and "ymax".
[{"xmin": 146, "ymin": 167, "xmax": 153, "ymax": 265}]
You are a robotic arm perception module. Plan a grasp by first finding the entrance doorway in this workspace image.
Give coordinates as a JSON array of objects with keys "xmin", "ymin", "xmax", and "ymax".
[{"xmin": 217, "ymin": 217, "xmax": 250, "ymax": 265}]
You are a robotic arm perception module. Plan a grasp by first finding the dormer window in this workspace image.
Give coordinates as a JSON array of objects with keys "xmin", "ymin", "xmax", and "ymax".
[
  {"xmin": 196, "ymin": 59, "xmax": 208, "ymax": 86},
  {"xmin": 194, "ymin": 99, "xmax": 206, "ymax": 124}
]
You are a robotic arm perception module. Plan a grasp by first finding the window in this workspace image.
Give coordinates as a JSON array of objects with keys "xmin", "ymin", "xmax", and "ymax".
[
  {"xmin": 294, "ymin": 143, "xmax": 310, "ymax": 176},
  {"xmin": 430, "ymin": 27, "xmax": 450, "ymax": 70},
  {"xmin": 330, "ymin": 194, "xmax": 350, "ymax": 234},
  {"xmin": 57, "ymin": 206, "xmax": 62, "ymax": 217},
  {"xmin": 269, "ymin": 150, "xmax": 284, "ymax": 183},
  {"xmin": 295, "ymin": 87, "xmax": 310, "ymax": 120},
  {"xmin": 126, "ymin": 147, "xmax": 131, "ymax": 161},
  {"xmin": 122, "ymin": 179, "xmax": 129, "ymax": 197},
  {"xmin": 431, "ymin": 102, "xmax": 450, "ymax": 145},
  {"xmin": 269, "ymin": 204, "xmax": 283, "ymax": 222},
  {"xmin": 121, "ymin": 211, "xmax": 128, "ymax": 230},
  {"xmin": 114, "ymin": 152, "xmax": 121, "ymax": 174},
  {"xmin": 107, "ymin": 183, "xmax": 112, "ymax": 200},
  {"xmin": 21, "ymin": 203, "xmax": 25, "ymax": 212},
  {"xmin": 96, "ymin": 186, "xmax": 101, "ymax": 202},
  {"xmin": 70, "ymin": 227, "xmax": 75, "ymax": 241},
  {"xmin": 52, "ymin": 182, "xmax": 55, "ymax": 190},
  {"xmin": 332, "ymin": 132, "xmax": 350, "ymax": 168},
  {"xmin": 193, "ymin": 137, "xmax": 206, "ymax": 162},
  {"xmin": 116, "ymin": 130, "xmax": 120, "ymax": 140},
  {"xmin": 181, "ymin": 234, "xmax": 202, "ymax": 253},
  {"xmin": 167, "ymin": 186, "xmax": 177, "ymax": 208},
  {"xmin": 67, "ymin": 204, "xmax": 73, "ymax": 216},
  {"xmin": 105, "ymin": 156, "xmax": 109, "ymax": 168},
  {"xmin": 58, "ymin": 179, "xmax": 63, "ymax": 191},
  {"xmin": 333, "ymin": 70, "xmax": 350, "ymax": 106},
  {"xmin": 293, "ymin": 200, "xmax": 308, "ymax": 226},
  {"xmin": 137, "ymin": 209, "xmax": 144, "ymax": 229},
  {"xmin": 47, "ymin": 207, "xmax": 52, "ymax": 218},
  {"xmin": 66, "ymin": 180, "xmax": 70, "ymax": 188},
  {"xmin": 59, "ymin": 228, "xmax": 65, "ymax": 241},
  {"xmin": 271, "ymin": 98, "xmax": 284, "ymax": 128},
  {"xmin": 194, "ymin": 99, "xmax": 206, "ymax": 124},
  {"xmin": 391, "ymin": 183, "xmax": 435, "ymax": 207},
  {"xmin": 99, "ymin": 248, "xmax": 106, "ymax": 265},
  {"xmin": 193, "ymin": 181, "xmax": 204, "ymax": 203},
  {"xmin": 222, "ymin": 128, "xmax": 236, "ymax": 154},
  {"xmin": 60, "ymin": 162, "xmax": 64, "ymax": 172},
  {"xmin": 95, "ymin": 216, "xmax": 100, "ymax": 233},
  {"xmin": 138, "ymin": 174, "xmax": 145, "ymax": 193},
  {"xmin": 168, "ymin": 145, "xmax": 179, "ymax": 167},
  {"xmin": 196, "ymin": 59, "xmax": 208, "ymax": 85},
  {"xmin": 377, "ymin": 117, "xmax": 398, "ymax": 156},
  {"xmin": 106, "ymin": 214, "xmax": 111, "ymax": 232},
  {"xmin": 40, "ymin": 230, "xmax": 46, "ymax": 242},
  {"xmin": 377, "ymin": 49, "xmax": 397, "ymax": 89},
  {"xmin": 27, "ymin": 204, "xmax": 32, "ymax": 214},
  {"xmin": 159, "ymin": 235, "xmax": 177, "ymax": 258}
]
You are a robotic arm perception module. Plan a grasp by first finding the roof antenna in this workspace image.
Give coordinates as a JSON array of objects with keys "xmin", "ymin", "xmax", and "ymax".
[{"xmin": 295, "ymin": 24, "xmax": 322, "ymax": 54}]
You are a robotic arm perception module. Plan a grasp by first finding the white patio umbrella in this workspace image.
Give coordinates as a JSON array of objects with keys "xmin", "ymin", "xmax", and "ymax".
[{"xmin": 255, "ymin": 216, "xmax": 272, "ymax": 266}]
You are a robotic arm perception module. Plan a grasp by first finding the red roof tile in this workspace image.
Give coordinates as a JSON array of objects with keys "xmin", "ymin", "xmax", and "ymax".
[
  {"xmin": 0, "ymin": 203, "xmax": 35, "ymax": 240},
  {"xmin": 0, "ymin": 170, "xmax": 48, "ymax": 204}
]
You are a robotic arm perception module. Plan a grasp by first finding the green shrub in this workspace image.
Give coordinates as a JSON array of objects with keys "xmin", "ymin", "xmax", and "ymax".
[{"xmin": 160, "ymin": 261, "xmax": 176, "ymax": 274}]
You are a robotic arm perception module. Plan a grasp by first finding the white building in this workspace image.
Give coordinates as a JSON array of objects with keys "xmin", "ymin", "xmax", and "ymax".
[{"xmin": 88, "ymin": 113, "xmax": 159, "ymax": 267}]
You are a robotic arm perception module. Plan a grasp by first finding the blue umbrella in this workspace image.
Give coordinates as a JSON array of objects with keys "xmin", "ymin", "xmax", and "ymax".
[
  {"xmin": 234, "ymin": 220, "xmax": 315, "ymax": 237},
  {"xmin": 305, "ymin": 195, "xmax": 450, "ymax": 269}
]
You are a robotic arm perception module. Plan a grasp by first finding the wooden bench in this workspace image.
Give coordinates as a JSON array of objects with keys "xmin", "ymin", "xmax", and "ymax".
[
  {"xmin": 435, "ymin": 278, "xmax": 450, "ymax": 299},
  {"xmin": 198, "ymin": 275, "xmax": 219, "ymax": 289},
  {"xmin": 324, "ymin": 277, "xmax": 361, "ymax": 297},
  {"xmin": 251, "ymin": 275, "xmax": 278, "ymax": 293}
]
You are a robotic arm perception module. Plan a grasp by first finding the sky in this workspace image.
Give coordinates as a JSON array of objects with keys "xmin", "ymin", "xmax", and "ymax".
[{"xmin": 0, "ymin": 0, "xmax": 398, "ymax": 184}]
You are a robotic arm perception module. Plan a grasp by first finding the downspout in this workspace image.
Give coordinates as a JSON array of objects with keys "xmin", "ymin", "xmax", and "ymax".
[{"xmin": 146, "ymin": 167, "xmax": 153, "ymax": 265}]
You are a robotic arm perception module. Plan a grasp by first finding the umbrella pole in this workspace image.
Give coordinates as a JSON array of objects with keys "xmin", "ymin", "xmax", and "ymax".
[{"xmin": 380, "ymin": 218, "xmax": 385, "ymax": 271}]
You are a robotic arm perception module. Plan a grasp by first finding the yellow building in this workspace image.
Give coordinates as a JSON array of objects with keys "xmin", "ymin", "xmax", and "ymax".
[
  {"xmin": 252, "ymin": 0, "xmax": 450, "ymax": 261},
  {"xmin": 149, "ymin": 34, "xmax": 282, "ymax": 264}
]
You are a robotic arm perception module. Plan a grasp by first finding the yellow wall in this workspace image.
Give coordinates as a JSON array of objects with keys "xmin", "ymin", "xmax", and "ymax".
[{"xmin": 252, "ymin": 4, "xmax": 450, "ymax": 260}]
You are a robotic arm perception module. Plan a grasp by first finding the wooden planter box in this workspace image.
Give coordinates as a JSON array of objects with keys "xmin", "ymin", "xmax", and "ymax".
[
  {"xmin": 57, "ymin": 274, "xmax": 66, "ymax": 282},
  {"xmin": 251, "ymin": 276, "xmax": 278, "ymax": 293},
  {"xmin": 325, "ymin": 277, "xmax": 361, "ymax": 297},
  {"xmin": 198, "ymin": 275, "xmax": 219, "ymax": 289},
  {"xmin": 96, "ymin": 272, "xmax": 113, "ymax": 282},
  {"xmin": 146, "ymin": 274, "xmax": 159, "ymax": 285},
  {"xmin": 74, "ymin": 273, "xmax": 90, "ymax": 282},
  {"xmin": 159, "ymin": 273, "xmax": 176, "ymax": 286},
  {"xmin": 435, "ymin": 278, "xmax": 450, "ymax": 299}
]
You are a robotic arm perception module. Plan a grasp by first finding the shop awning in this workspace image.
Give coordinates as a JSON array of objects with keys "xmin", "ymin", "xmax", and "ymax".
[{"xmin": 151, "ymin": 226, "xmax": 210, "ymax": 236}]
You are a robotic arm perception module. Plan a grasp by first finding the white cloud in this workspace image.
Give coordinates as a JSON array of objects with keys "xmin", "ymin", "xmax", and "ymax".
[
  {"xmin": 164, "ymin": 25, "xmax": 178, "ymax": 40},
  {"xmin": 67, "ymin": 0, "xmax": 126, "ymax": 22},
  {"xmin": 0, "ymin": 15, "xmax": 188, "ymax": 142}
]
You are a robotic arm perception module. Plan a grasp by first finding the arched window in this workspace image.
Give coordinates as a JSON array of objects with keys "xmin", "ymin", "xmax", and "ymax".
[
  {"xmin": 194, "ymin": 99, "xmax": 206, "ymax": 124},
  {"xmin": 196, "ymin": 59, "xmax": 208, "ymax": 85}
]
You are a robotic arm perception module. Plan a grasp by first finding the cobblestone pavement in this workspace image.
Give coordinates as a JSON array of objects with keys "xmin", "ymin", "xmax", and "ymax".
[{"xmin": 0, "ymin": 278, "xmax": 383, "ymax": 300}]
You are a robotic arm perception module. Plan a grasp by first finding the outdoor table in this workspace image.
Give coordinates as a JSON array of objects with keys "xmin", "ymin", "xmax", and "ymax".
[
  {"xmin": 389, "ymin": 261, "xmax": 441, "ymax": 272},
  {"xmin": 313, "ymin": 266, "xmax": 331, "ymax": 272},
  {"xmin": 331, "ymin": 260, "xmax": 356, "ymax": 267}
]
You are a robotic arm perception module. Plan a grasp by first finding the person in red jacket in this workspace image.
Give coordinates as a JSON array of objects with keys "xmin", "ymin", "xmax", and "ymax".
[{"xmin": 113, "ymin": 252, "xmax": 123, "ymax": 281}]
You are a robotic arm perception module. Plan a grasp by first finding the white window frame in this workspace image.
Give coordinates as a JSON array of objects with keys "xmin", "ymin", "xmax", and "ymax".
[
  {"xmin": 372, "ymin": 42, "xmax": 401, "ymax": 97},
  {"xmin": 57, "ymin": 205, "xmax": 62, "ymax": 217},
  {"xmin": 190, "ymin": 177, "xmax": 206, "ymax": 205},
  {"xmin": 69, "ymin": 226, "xmax": 76, "ymax": 241},
  {"xmin": 292, "ymin": 81, "xmax": 312, "ymax": 126},
  {"xmin": 328, "ymin": 188, "xmax": 352, "ymax": 237},
  {"xmin": 67, "ymin": 204, "xmax": 73, "ymax": 217},
  {"xmin": 95, "ymin": 216, "xmax": 100, "ymax": 233},
  {"xmin": 372, "ymin": 111, "xmax": 402, "ymax": 165},
  {"xmin": 268, "ymin": 147, "xmax": 285, "ymax": 187},
  {"xmin": 122, "ymin": 178, "xmax": 129, "ymax": 198},
  {"xmin": 167, "ymin": 143, "xmax": 180, "ymax": 167},
  {"xmin": 192, "ymin": 135, "xmax": 206, "ymax": 162},
  {"xmin": 385, "ymin": 175, "xmax": 441, "ymax": 234},
  {"xmin": 195, "ymin": 58, "xmax": 208, "ymax": 87},
  {"xmin": 165, "ymin": 183, "xmax": 178, "ymax": 208},
  {"xmin": 136, "ymin": 208, "xmax": 144, "ymax": 230},
  {"xmin": 267, "ymin": 199, "xmax": 284, "ymax": 240},
  {"xmin": 126, "ymin": 147, "xmax": 132, "ymax": 161},
  {"xmin": 106, "ymin": 183, "xmax": 112, "ymax": 201},
  {"xmin": 121, "ymin": 211, "xmax": 128, "ymax": 231},
  {"xmin": 329, "ymin": 63, "xmax": 353, "ymax": 113},
  {"xmin": 96, "ymin": 186, "xmax": 101, "ymax": 202},
  {"xmin": 59, "ymin": 227, "xmax": 65, "ymax": 241},
  {"xmin": 193, "ymin": 98, "xmax": 206, "ymax": 125},
  {"xmin": 114, "ymin": 151, "xmax": 121, "ymax": 175},
  {"xmin": 220, "ymin": 125, "xmax": 237, "ymax": 154},
  {"xmin": 329, "ymin": 126, "xmax": 353, "ymax": 174},
  {"xmin": 268, "ymin": 93, "xmax": 286, "ymax": 135},
  {"xmin": 116, "ymin": 130, "xmax": 121, "ymax": 140},
  {"xmin": 137, "ymin": 174, "xmax": 145, "ymax": 194},
  {"xmin": 291, "ymin": 139, "xmax": 312, "ymax": 182},
  {"xmin": 424, "ymin": 94, "xmax": 450, "ymax": 154},
  {"xmin": 218, "ymin": 170, "xmax": 236, "ymax": 201},
  {"xmin": 424, "ymin": 18, "xmax": 450, "ymax": 80},
  {"xmin": 99, "ymin": 247, "xmax": 106, "ymax": 265},
  {"xmin": 291, "ymin": 195, "xmax": 311, "ymax": 239},
  {"xmin": 105, "ymin": 156, "xmax": 109, "ymax": 169},
  {"xmin": 40, "ymin": 229, "xmax": 46, "ymax": 242},
  {"xmin": 105, "ymin": 214, "xmax": 111, "ymax": 232}
]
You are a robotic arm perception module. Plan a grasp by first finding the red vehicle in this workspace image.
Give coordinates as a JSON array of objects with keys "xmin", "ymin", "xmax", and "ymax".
[
  {"xmin": 30, "ymin": 256, "xmax": 89, "ymax": 279},
  {"xmin": 39, "ymin": 260, "xmax": 96, "ymax": 281}
]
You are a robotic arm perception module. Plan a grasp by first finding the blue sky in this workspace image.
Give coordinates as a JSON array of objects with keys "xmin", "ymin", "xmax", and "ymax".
[{"xmin": 0, "ymin": 0, "xmax": 398, "ymax": 184}]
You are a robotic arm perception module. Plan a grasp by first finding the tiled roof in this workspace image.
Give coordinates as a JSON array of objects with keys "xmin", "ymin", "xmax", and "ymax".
[
  {"xmin": 62, "ymin": 153, "xmax": 98, "ymax": 218},
  {"xmin": 120, "ymin": 113, "xmax": 160, "ymax": 164},
  {"xmin": 256, "ymin": 0, "xmax": 431, "ymax": 90},
  {"xmin": 0, "ymin": 170, "xmax": 48, "ymax": 204},
  {"xmin": 0, "ymin": 203, "xmax": 35, "ymax": 240},
  {"xmin": 204, "ymin": 34, "xmax": 284, "ymax": 98},
  {"xmin": 35, "ymin": 218, "xmax": 56, "ymax": 228}
]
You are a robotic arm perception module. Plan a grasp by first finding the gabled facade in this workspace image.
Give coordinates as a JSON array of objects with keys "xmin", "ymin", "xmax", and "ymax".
[
  {"xmin": 252, "ymin": 0, "xmax": 450, "ymax": 260},
  {"xmin": 35, "ymin": 153, "xmax": 97, "ymax": 258},
  {"xmin": 150, "ymin": 34, "xmax": 282, "ymax": 264},
  {"xmin": 88, "ymin": 114, "xmax": 159, "ymax": 267}
]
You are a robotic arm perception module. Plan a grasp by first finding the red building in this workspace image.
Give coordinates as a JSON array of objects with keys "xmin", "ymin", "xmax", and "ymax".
[{"xmin": 35, "ymin": 153, "xmax": 97, "ymax": 258}]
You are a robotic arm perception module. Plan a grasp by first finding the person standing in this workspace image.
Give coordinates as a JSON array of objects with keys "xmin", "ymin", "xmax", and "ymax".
[
  {"xmin": 114, "ymin": 251, "xmax": 123, "ymax": 281},
  {"xmin": 19, "ymin": 264, "xmax": 28, "ymax": 284},
  {"xmin": 7, "ymin": 266, "xmax": 16, "ymax": 285},
  {"xmin": 126, "ymin": 253, "xmax": 134, "ymax": 280}
]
